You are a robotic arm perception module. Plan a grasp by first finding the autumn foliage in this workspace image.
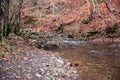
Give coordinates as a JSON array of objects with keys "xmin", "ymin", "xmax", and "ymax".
[{"xmin": 21, "ymin": 0, "xmax": 120, "ymax": 33}]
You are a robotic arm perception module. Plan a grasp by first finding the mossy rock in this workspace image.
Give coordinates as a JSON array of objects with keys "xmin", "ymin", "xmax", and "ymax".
[{"xmin": 82, "ymin": 31, "xmax": 100, "ymax": 37}]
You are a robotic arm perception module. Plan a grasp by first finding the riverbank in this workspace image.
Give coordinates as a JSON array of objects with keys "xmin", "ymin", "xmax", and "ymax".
[{"xmin": 0, "ymin": 39, "xmax": 78, "ymax": 80}]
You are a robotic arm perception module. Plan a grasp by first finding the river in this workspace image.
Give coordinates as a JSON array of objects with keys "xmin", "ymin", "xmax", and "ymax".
[{"xmin": 53, "ymin": 41, "xmax": 120, "ymax": 80}]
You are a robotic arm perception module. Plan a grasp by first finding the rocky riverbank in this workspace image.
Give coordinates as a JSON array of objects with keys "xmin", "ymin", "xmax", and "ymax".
[{"xmin": 0, "ymin": 40, "xmax": 78, "ymax": 80}]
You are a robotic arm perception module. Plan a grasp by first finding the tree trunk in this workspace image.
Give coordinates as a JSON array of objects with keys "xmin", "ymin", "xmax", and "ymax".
[
  {"xmin": 0, "ymin": 0, "xmax": 10, "ymax": 40},
  {"xmin": 0, "ymin": 0, "xmax": 24, "ymax": 41}
]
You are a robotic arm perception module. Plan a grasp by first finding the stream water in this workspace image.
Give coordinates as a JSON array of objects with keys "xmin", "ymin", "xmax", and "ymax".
[{"xmin": 53, "ymin": 41, "xmax": 120, "ymax": 80}]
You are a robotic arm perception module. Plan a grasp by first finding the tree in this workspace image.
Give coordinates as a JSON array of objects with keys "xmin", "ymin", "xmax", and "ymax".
[
  {"xmin": 0, "ymin": 0, "xmax": 10, "ymax": 40},
  {"xmin": 103, "ymin": 0, "xmax": 115, "ymax": 25},
  {"xmin": 91, "ymin": 0, "xmax": 107, "ymax": 28},
  {"xmin": 0, "ymin": 0, "xmax": 24, "ymax": 40}
]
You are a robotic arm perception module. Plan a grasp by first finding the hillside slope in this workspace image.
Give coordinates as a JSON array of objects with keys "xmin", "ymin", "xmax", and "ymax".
[{"xmin": 21, "ymin": 0, "xmax": 120, "ymax": 34}]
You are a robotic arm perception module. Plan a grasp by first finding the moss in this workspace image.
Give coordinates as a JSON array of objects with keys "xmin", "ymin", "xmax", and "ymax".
[
  {"xmin": 0, "ymin": 40, "xmax": 9, "ymax": 55},
  {"xmin": 37, "ymin": 28, "xmax": 43, "ymax": 33},
  {"xmin": 55, "ymin": 24, "xmax": 64, "ymax": 33},
  {"xmin": 0, "ymin": 40, "xmax": 18, "ymax": 55},
  {"xmin": 82, "ymin": 31, "xmax": 100, "ymax": 37},
  {"xmin": 111, "ymin": 24, "xmax": 117, "ymax": 31},
  {"xmin": 104, "ymin": 24, "xmax": 117, "ymax": 35},
  {"xmin": 19, "ymin": 29, "xmax": 31, "ymax": 41}
]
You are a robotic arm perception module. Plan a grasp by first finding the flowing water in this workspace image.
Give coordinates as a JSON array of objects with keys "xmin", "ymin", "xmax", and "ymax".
[{"xmin": 54, "ymin": 41, "xmax": 120, "ymax": 80}]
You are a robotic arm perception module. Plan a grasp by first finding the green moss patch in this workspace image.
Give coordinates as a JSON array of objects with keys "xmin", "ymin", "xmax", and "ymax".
[
  {"xmin": 82, "ymin": 31, "xmax": 100, "ymax": 37},
  {"xmin": 104, "ymin": 24, "xmax": 118, "ymax": 35}
]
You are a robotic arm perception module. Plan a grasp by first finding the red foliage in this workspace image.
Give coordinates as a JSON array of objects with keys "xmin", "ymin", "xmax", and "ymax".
[
  {"xmin": 33, "ymin": 24, "xmax": 51, "ymax": 32},
  {"xmin": 21, "ymin": 0, "xmax": 120, "ymax": 33}
]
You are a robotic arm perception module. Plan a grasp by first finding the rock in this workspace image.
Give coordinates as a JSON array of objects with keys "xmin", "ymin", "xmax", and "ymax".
[
  {"xmin": 109, "ymin": 44, "xmax": 117, "ymax": 47},
  {"xmin": 30, "ymin": 31, "xmax": 38, "ymax": 36},
  {"xmin": 67, "ymin": 34, "xmax": 74, "ymax": 38},
  {"xmin": 35, "ymin": 73, "xmax": 42, "ymax": 78},
  {"xmin": 89, "ymin": 50, "xmax": 98, "ymax": 54},
  {"xmin": 43, "ymin": 44, "xmax": 58, "ymax": 50},
  {"xmin": 15, "ymin": 76, "xmax": 21, "ymax": 79}
]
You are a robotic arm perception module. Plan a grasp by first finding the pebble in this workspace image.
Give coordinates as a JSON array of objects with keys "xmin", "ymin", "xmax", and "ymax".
[{"xmin": 35, "ymin": 73, "xmax": 42, "ymax": 78}]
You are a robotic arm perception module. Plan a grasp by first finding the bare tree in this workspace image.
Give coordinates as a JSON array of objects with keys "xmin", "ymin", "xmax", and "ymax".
[
  {"xmin": 86, "ymin": 0, "xmax": 91, "ymax": 15},
  {"xmin": 0, "ymin": 0, "xmax": 10, "ymax": 39},
  {"xmin": 0, "ymin": 0, "xmax": 24, "ymax": 40},
  {"xmin": 93, "ymin": 0, "xmax": 107, "ymax": 27},
  {"xmin": 103, "ymin": 0, "xmax": 115, "ymax": 25},
  {"xmin": 9, "ymin": 0, "xmax": 23, "ymax": 33}
]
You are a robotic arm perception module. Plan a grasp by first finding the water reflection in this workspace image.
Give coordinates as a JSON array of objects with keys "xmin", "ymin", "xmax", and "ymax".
[{"xmin": 54, "ymin": 42, "xmax": 120, "ymax": 80}]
